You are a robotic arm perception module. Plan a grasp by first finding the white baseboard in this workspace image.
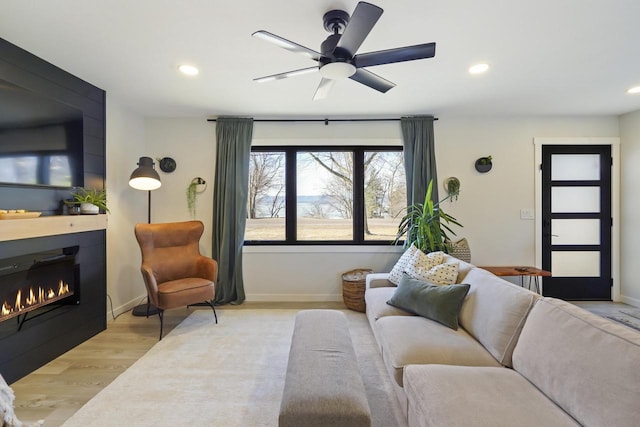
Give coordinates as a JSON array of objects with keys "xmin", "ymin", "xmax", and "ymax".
[
  {"xmin": 246, "ymin": 293, "xmax": 343, "ymax": 302},
  {"xmin": 106, "ymin": 294, "xmax": 147, "ymax": 322},
  {"xmin": 620, "ymin": 294, "xmax": 640, "ymax": 308}
]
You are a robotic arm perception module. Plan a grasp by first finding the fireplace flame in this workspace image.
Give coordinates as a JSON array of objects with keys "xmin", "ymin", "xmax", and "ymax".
[
  {"xmin": 26, "ymin": 288, "xmax": 37, "ymax": 305},
  {"xmin": 58, "ymin": 280, "xmax": 69, "ymax": 295},
  {"xmin": 1, "ymin": 301, "xmax": 11, "ymax": 316},
  {"xmin": 15, "ymin": 289, "xmax": 23, "ymax": 311},
  {"xmin": 0, "ymin": 280, "xmax": 72, "ymax": 322}
]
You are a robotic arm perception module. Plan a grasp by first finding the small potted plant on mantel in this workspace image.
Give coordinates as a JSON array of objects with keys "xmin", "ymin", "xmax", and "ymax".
[{"xmin": 66, "ymin": 188, "xmax": 109, "ymax": 215}]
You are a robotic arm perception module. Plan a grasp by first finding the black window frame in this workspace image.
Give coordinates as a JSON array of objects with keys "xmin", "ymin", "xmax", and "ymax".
[{"xmin": 245, "ymin": 145, "xmax": 404, "ymax": 246}]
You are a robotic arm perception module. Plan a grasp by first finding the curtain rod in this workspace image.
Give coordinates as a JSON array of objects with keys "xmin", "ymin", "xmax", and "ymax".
[{"xmin": 206, "ymin": 117, "xmax": 437, "ymax": 125}]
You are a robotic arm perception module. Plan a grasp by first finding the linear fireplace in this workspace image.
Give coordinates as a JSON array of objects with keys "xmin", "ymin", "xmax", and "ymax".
[
  {"xmin": 0, "ymin": 225, "xmax": 106, "ymax": 384},
  {"xmin": 0, "ymin": 247, "xmax": 80, "ymax": 327}
]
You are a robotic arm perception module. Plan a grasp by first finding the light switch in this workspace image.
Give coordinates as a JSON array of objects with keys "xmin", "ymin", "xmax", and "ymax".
[{"xmin": 520, "ymin": 209, "xmax": 535, "ymax": 220}]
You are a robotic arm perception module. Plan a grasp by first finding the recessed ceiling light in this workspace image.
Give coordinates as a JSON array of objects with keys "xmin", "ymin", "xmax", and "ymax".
[
  {"xmin": 627, "ymin": 86, "xmax": 640, "ymax": 94},
  {"xmin": 469, "ymin": 63, "xmax": 490, "ymax": 75},
  {"xmin": 178, "ymin": 64, "xmax": 199, "ymax": 76}
]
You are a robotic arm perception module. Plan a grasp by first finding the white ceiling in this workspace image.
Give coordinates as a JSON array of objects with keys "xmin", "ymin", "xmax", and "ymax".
[{"xmin": 2, "ymin": 0, "xmax": 640, "ymax": 119}]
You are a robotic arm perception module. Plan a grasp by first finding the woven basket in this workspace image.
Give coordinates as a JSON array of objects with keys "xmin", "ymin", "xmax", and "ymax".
[{"xmin": 342, "ymin": 268, "xmax": 373, "ymax": 313}]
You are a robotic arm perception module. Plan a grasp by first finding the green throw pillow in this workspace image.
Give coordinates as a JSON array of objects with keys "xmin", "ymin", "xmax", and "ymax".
[{"xmin": 387, "ymin": 274, "xmax": 470, "ymax": 330}]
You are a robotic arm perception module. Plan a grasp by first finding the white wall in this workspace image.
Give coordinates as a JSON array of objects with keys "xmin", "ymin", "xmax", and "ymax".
[
  {"xmin": 620, "ymin": 110, "xmax": 640, "ymax": 306},
  {"xmin": 104, "ymin": 114, "xmax": 625, "ymax": 305},
  {"xmin": 105, "ymin": 96, "xmax": 149, "ymax": 315},
  {"xmin": 436, "ymin": 117, "xmax": 619, "ymax": 266},
  {"xmin": 145, "ymin": 118, "xmax": 217, "ymax": 254},
  {"xmin": 134, "ymin": 116, "xmax": 620, "ymax": 302}
]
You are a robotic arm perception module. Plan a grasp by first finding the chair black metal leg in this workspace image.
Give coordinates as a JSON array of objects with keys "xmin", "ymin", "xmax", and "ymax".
[
  {"xmin": 210, "ymin": 299, "xmax": 218, "ymax": 324},
  {"xmin": 158, "ymin": 309, "xmax": 164, "ymax": 340},
  {"xmin": 185, "ymin": 300, "xmax": 218, "ymax": 325}
]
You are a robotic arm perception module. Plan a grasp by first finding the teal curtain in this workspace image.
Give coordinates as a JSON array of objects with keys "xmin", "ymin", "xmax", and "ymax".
[
  {"xmin": 401, "ymin": 116, "xmax": 438, "ymax": 205},
  {"xmin": 212, "ymin": 117, "xmax": 253, "ymax": 304}
]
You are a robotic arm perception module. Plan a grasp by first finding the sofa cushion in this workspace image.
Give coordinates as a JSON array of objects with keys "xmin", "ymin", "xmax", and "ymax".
[
  {"xmin": 387, "ymin": 275, "xmax": 469, "ymax": 330},
  {"xmin": 365, "ymin": 286, "xmax": 413, "ymax": 322},
  {"xmin": 375, "ymin": 315, "xmax": 500, "ymax": 386},
  {"xmin": 365, "ymin": 272, "xmax": 394, "ymax": 289},
  {"xmin": 403, "ymin": 365, "xmax": 580, "ymax": 427},
  {"xmin": 513, "ymin": 297, "xmax": 640, "ymax": 427},
  {"xmin": 458, "ymin": 267, "xmax": 538, "ymax": 367}
]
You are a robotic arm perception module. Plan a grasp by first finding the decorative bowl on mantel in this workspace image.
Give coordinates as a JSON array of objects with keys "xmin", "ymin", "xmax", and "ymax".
[{"xmin": 0, "ymin": 210, "xmax": 42, "ymax": 220}]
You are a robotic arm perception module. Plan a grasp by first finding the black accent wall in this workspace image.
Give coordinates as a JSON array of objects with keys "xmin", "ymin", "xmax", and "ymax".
[
  {"xmin": 0, "ymin": 37, "xmax": 107, "ymax": 383},
  {"xmin": 0, "ymin": 37, "xmax": 105, "ymax": 212}
]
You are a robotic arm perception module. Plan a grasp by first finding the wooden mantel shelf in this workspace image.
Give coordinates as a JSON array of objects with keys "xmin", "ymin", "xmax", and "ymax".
[{"xmin": 0, "ymin": 214, "xmax": 108, "ymax": 242}]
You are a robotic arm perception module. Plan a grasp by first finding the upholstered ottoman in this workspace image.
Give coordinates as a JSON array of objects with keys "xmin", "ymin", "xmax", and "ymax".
[{"xmin": 278, "ymin": 309, "xmax": 371, "ymax": 427}]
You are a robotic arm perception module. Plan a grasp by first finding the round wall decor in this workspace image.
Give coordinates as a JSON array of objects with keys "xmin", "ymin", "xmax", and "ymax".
[
  {"xmin": 159, "ymin": 157, "xmax": 177, "ymax": 173},
  {"xmin": 474, "ymin": 156, "xmax": 493, "ymax": 173}
]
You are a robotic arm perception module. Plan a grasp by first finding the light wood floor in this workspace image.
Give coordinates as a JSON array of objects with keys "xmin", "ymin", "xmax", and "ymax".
[{"xmin": 9, "ymin": 300, "xmax": 636, "ymax": 426}]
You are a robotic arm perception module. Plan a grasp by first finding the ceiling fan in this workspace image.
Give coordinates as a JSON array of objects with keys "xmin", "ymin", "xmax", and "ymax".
[{"xmin": 252, "ymin": 1, "xmax": 436, "ymax": 100}]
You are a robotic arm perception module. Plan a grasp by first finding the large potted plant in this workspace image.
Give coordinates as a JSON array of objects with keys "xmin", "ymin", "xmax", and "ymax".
[
  {"xmin": 67, "ymin": 188, "xmax": 109, "ymax": 214},
  {"xmin": 394, "ymin": 180, "xmax": 462, "ymax": 253}
]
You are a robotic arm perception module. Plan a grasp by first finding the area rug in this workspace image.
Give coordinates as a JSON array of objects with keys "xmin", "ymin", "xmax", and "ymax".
[
  {"xmin": 607, "ymin": 313, "xmax": 640, "ymax": 332},
  {"xmin": 61, "ymin": 309, "xmax": 406, "ymax": 427},
  {"xmin": 620, "ymin": 309, "xmax": 640, "ymax": 320}
]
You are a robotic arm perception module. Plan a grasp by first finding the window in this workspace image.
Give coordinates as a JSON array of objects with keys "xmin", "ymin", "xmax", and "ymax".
[{"xmin": 245, "ymin": 146, "xmax": 406, "ymax": 244}]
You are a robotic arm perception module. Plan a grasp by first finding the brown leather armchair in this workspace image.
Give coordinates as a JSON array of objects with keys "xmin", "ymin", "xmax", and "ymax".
[{"xmin": 134, "ymin": 220, "xmax": 217, "ymax": 339}]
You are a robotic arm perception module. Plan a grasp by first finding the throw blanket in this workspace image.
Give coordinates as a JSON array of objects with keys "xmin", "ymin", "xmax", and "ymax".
[{"xmin": 0, "ymin": 374, "xmax": 42, "ymax": 427}]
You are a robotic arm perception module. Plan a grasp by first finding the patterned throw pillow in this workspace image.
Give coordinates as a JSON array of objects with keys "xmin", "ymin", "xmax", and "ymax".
[
  {"xmin": 405, "ymin": 249, "xmax": 445, "ymax": 278},
  {"xmin": 388, "ymin": 244, "xmax": 418, "ymax": 285},
  {"xmin": 449, "ymin": 237, "xmax": 471, "ymax": 263},
  {"xmin": 405, "ymin": 259, "xmax": 460, "ymax": 286}
]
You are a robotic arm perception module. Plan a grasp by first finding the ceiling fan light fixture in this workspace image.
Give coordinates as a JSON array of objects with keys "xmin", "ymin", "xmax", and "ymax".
[
  {"xmin": 469, "ymin": 63, "xmax": 490, "ymax": 75},
  {"xmin": 178, "ymin": 64, "xmax": 199, "ymax": 76},
  {"xmin": 319, "ymin": 62, "xmax": 356, "ymax": 79},
  {"xmin": 627, "ymin": 86, "xmax": 640, "ymax": 94}
]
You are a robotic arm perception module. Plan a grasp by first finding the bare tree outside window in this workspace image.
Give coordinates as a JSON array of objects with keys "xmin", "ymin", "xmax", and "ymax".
[
  {"xmin": 364, "ymin": 151, "xmax": 406, "ymax": 240},
  {"xmin": 245, "ymin": 152, "xmax": 286, "ymax": 240},
  {"xmin": 297, "ymin": 151, "xmax": 353, "ymax": 240}
]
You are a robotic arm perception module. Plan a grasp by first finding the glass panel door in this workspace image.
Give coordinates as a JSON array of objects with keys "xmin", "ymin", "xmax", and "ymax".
[{"xmin": 541, "ymin": 145, "xmax": 611, "ymax": 300}]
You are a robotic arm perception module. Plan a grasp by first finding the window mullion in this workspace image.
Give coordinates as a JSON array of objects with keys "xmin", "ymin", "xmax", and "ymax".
[
  {"xmin": 353, "ymin": 149, "xmax": 365, "ymax": 243},
  {"xmin": 285, "ymin": 148, "xmax": 296, "ymax": 243}
]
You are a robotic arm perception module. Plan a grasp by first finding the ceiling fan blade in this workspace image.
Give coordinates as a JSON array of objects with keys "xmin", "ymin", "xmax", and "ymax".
[
  {"xmin": 313, "ymin": 78, "xmax": 335, "ymax": 100},
  {"xmin": 349, "ymin": 68, "xmax": 395, "ymax": 93},
  {"xmin": 335, "ymin": 2, "xmax": 383, "ymax": 57},
  {"xmin": 252, "ymin": 30, "xmax": 321, "ymax": 61},
  {"xmin": 354, "ymin": 42, "xmax": 436, "ymax": 68},
  {"xmin": 254, "ymin": 67, "xmax": 318, "ymax": 83}
]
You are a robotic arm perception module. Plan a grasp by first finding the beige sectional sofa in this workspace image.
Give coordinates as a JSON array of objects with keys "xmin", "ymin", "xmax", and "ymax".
[{"xmin": 365, "ymin": 255, "xmax": 640, "ymax": 427}]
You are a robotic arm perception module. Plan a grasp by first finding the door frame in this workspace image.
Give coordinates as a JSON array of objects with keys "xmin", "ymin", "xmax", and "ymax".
[{"xmin": 534, "ymin": 137, "xmax": 620, "ymax": 301}]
